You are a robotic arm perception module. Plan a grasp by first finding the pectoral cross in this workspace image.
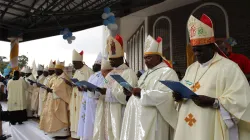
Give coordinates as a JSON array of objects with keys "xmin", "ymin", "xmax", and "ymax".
[{"xmin": 191, "ymin": 82, "xmax": 200, "ymax": 92}]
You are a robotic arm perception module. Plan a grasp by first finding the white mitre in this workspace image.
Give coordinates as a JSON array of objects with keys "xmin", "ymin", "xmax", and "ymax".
[
  {"xmin": 37, "ymin": 64, "xmax": 44, "ymax": 71},
  {"xmin": 72, "ymin": 49, "xmax": 83, "ymax": 61},
  {"xmin": 94, "ymin": 52, "xmax": 102, "ymax": 65},
  {"xmin": 55, "ymin": 60, "xmax": 65, "ymax": 70},
  {"xmin": 25, "ymin": 66, "xmax": 32, "ymax": 73}
]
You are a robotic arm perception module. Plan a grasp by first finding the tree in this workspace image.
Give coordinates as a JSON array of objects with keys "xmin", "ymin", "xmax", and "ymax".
[
  {"xmin": 18, "ymin": 55, "xmax": 28, "ymax": 69},
  {"xmin": 0, "ymin": 56, "xmax": 6, "ymax": 62},
  {"xmin": 0, "ymin": 62, "xmax": 8, "ymax": 74}
]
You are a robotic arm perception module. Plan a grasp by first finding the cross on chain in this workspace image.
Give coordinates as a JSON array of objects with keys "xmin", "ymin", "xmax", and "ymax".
[{"xmin": 191, "ymin": 82, "xmax": 200, "ymax": 92}]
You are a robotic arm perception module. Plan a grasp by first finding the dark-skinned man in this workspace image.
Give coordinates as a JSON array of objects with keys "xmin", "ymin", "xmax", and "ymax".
[
  {"xmin": 70, "ymin": 49, "xmax": 93, "ymax": 139},
  {"xmin": 98, "ymin": 35, "xmax": 137, "ymax": 140},
  {"xmin": 7, "ymin": 70, "xmax": 28, "ymax": 125},
  {"xmin": 120, "ymin": 35, "xmax": 179, "ymax": 140},
  {"xmin": 40, "ymin": 60, "xmax": 57, "ymax": 130},
  {"xmin": 31, "ymin": 64, "xmax": 45, "ymax": 117},
  {"xmin": 77, "ymin": 53, "xmax": 104, "ymax": 140},
  {"xmin": 216, "ymin": 38, "xmax": 250, "ymax": 82},
  {"xmin": 41, "ymin": 60, "xmax": 72, "ymax": 139},
  {"xmin": 37, "ymin": 66, "xmax": 49, "ymax": 117},
  {"xmin": 173, "ymin": 14, "xmax": 250, "ymax": 140},
  {"xmin": 24, "ymin": 66, "xmax": 35, "ymax": 118},
  {"xmin": 93, "ymin": 58, "xmax": 113, "ymax": 140}
]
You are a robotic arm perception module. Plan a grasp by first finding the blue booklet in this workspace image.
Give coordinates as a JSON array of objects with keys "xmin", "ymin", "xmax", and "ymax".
[
  {"xmin": 110, "ymin": 75, "xmax": 133, "ymax": 92},
  {"xmin": 75, "ymin": 80, "xmax": 101, "ymax": 91},
  {"xmin": 159, "ymin": 80, "xmax": 197, "ymax": 99},
  {"xmin": 71, "ymin": 78, "xmax": 79, "ymax": 83}
]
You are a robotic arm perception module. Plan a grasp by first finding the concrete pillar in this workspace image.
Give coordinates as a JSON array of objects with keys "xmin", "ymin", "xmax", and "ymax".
[{"xmin": 8, "ymin": 37, "xmax": 22, "ymax": 72}]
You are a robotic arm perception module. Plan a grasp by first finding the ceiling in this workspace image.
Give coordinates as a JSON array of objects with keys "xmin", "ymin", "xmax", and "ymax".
[{"xmin": 0, "ymin": 0, "xmax": 164, "ymax": 42}]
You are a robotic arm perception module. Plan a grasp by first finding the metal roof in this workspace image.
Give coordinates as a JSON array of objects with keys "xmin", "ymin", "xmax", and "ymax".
[{"xmin": 0, "ymin": 0, "xmax": 164, "ymax": 42}]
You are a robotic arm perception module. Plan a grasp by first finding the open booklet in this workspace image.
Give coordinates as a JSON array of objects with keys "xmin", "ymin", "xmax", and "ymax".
[
  {"xmin": 159, "ymin": 80, "xmax": 197, "ymax": 99},
  {"xmin": 61, "ymin": 77, "xmax": 101, "ymax": 91},
  {"xmin": 110, "ymin": 74, "xmax": 133, "ymax": 92},
  {"xmin": 75, "ymin": 81, "xmax": 101, "ymax": 91},
  {"xmin": 27, "ymin": 79, "xmax": 47, "ymax": 89}
]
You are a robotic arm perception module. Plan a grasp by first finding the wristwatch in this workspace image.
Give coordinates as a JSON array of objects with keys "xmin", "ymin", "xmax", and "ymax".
[{"xmin": 213, "ymin": 99, "xmax": 220, "ymax": 109}]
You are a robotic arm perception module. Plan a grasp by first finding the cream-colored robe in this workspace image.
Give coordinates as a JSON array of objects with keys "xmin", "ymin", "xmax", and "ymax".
[
  {"xmin": 7, "ymin": 78, "xmax": 28, "ymax": 111},
  {"xmin": 101, "ymin": 64, "xmax": 137, "ymax": 140},
  {"xmin": 174, "ymin": 53, "xmax": 250, "ymax": 140},
  {"xmin": 121, "ymin": 62, "xmax": 179, "ymax": 140},
  {"xmin": 31, "ymin": 75, "xmax": 45, "ymax": 112},
  {"xmin": 41, "ymin": 73, "xmax": 72, "ymax": 133},
  {"xmin": 39, "ymin": 74, "xmax": 56, "ymax": 129},
  {"xmin": 25, "ymin": 75, "xmax": 36, "ymax": 116},
  {"xmin": 70, "ymin": 65, "xmax": 93, "ymax": 138},
  {"xmin": 38, "ymin": 75, "xmax": 49, "ymax": 116}
]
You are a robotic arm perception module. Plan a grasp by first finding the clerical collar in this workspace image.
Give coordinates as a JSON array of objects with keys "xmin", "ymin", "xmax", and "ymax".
[
  {"xmin": 199, "ymin": 54, "xmax": 215, "ymax": 68},
  {"xmin": 113, "ymin": 63, "xmax": 128, "ymax": 70},
  {"xmin": 148, "ymin": 62, "xmax": 166, "ymax": 71}
]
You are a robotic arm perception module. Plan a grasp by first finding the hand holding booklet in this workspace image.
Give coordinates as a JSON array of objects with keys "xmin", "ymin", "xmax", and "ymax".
[
  {"xmin": 110, "ymin": 75, "xmax": 133, "ymax": 92},
  {"xmin": 159, "ymin": 80, "xmax": 197, "ymax": 99},
  {"xmin": 75, "ymin": 80, "xmax": 101, "ymax": 91}
]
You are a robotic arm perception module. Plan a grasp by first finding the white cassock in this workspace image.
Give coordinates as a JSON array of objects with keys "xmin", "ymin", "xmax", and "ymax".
[
  {"xmin": 7, "ymin": 78, "xmax": 28, "ymax": 111},
  {"xmin": 25, "ymin": 74, "xmax": 36, "ymax": 117},
  {"xmin": 70, "ymin": 65, "xmax": 93, "ymax": 138},
  {"xmin": 38, "ymin": 75, "xmax": 49, "ymax": 116},
  {"xmin": 120, "ymin": 62, "xmax": 179, "ymax": 140},
  {"xmin": 31, "ymin": 75, "xmax": 45, "ymax": 114},
  {"xmin": 77, "ymin": 71, "xmax": 105, "ymax": 140},
  {"xmin": 102, "ymin": 64, "xmax": 137, "ymax": 140},
  {"xmin": 174, "ymin": 53, "xmax": 250, "ymax": 140}
]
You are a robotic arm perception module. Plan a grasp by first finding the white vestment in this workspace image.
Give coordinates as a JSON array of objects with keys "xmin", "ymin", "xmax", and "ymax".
[
  {"xmin": 25, "ymin": 75, "xmax": 36, "ymax": 117},
  {"xmin": 70, "ymin": 65, "xmax": 93, "ymax": 138},
  {"xmin": 174, "ymin": 53, "xmax": 250, "ymax": 140},
  {"xmin": 121, "ymin": 62, "xmax": 179, "ymax": 140},
  {"xmin": 77, "ymin": 71, "xmax": 105, "ymax": 140},
  {"xmin": 7, "ymin": 78, "xmax": 28, "ymax": 111},
  {"xmin": 38, "ymin": 75, "xmax": 49, "ymax": 116},
  {"xmin": 32, "ymin": 75, "xmax": 45, "ymax": 114},
  {"xmin": 102, "ymin": 64, "xmax": 138, "ymax": 140}
]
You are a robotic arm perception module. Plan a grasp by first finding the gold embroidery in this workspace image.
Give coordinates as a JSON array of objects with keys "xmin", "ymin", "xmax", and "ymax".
[
  {"xmin": 185, "ymin": 113, "xmax": 196, "ymax": 127},
  {"xmin": 191, "ymin": 82, "xmax": 200, "ymax": 92}
]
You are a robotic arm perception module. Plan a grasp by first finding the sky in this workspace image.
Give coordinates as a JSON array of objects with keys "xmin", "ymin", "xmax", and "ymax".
[{"xmin": 0, "ymin": 25, "xmax": 104, "ymax": 68}]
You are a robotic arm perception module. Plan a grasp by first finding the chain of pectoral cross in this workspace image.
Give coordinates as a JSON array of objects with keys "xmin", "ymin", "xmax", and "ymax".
[
  {"xmin": 139, "ymin": 66, "xmax": 165, "ymax": 87},
  {"xmin": 192, "ymin": 61, "xmax": 214, "ymax": 92}
]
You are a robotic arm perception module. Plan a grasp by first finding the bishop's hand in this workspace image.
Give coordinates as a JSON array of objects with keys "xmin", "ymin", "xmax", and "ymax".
[
  {"xmin": 123, "ymin": 88, "xmax": 132, "ymax": 96},
  {"xmin": 191, "ymin": 95, "xmax": 215, "ymax": 108},
  {"xmin": 172, "ymin": 92, "xmax": 183, "ymax": 102},
  {"xmin": 132, "ymin": 88, "xmax": 141, "ymax": 98},
  {"xmin": 47, "ymin": 88, "xmax": 53, "ymax": 93},
  {"xmin": 99, "ymin": 88, "xmax": 106, "ymax": 95}
]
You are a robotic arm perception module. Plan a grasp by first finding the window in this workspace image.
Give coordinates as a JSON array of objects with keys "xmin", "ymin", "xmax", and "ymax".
[
  {"xmin": 127, "ymin": 22, "xmax": 145, "ymax": 71},
  {"xmin": 139, "ymin": 27, "xmax": 144, "ymax": 70},
  {"xmin": 153, "ymin": 16, "xmax": 172, "ymax": 61}
]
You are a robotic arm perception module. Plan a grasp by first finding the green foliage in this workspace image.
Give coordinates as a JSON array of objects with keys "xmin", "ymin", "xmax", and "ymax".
[
  {"xmin": 0, "ymin": 61, "xmax": 8, "ymax": 73},
  {"xmin": 18, "ymin": 55, "xmax": 28, "ymax": 69}
]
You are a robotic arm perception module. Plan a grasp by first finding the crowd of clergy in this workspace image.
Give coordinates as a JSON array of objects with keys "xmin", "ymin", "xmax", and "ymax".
[{"xmin": 1, "ymin": 13, "xmax": 250, "ymax": 140}]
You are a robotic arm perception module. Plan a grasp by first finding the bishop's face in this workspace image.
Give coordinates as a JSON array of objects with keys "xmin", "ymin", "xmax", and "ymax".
[
  {"xmin": 55, "ymin": 69, "xmax": 63, "ymax": 76},
  {"xmin": 192, "ymin": 44, "xmax": 215, "ymax": 64},
  {"xmin": 48, "ymin": 70, "xmax": 55, "ymax": 75},
  {"xmin": 37, "ymin": 71, "xmax": 43, "ymax": 77},
  {"xmin": 73, "ymin": 61, "xmax": 83, "ymax": 70},
  {"xmin": 144, "ymin": 54, "xmax": 162, "ymax": 69}
]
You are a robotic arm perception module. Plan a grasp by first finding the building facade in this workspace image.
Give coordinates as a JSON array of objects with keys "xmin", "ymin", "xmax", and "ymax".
[{"xmin": 118, "ymin": 0, "xmax": 250, "ymax": 76}]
